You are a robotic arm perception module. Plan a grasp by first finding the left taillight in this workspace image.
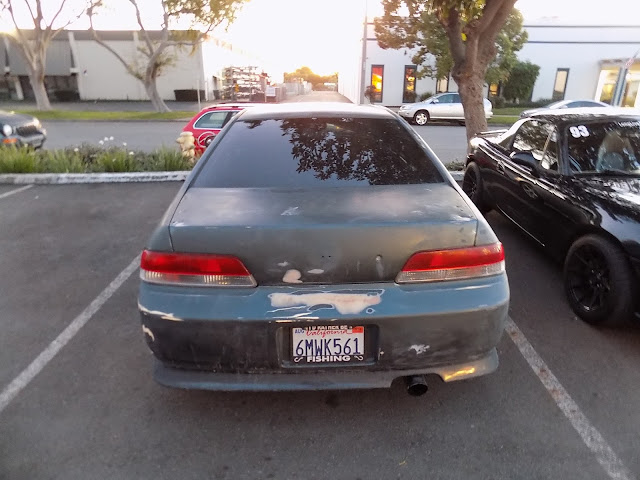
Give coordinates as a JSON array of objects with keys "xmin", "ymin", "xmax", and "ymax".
[
  {"xmin": 140, "ymin": 250, "xmax": 257, "ymax": 287},
  {"xmin": 396, "ymin": 243, "xmax": 505, "ymax": 283}
]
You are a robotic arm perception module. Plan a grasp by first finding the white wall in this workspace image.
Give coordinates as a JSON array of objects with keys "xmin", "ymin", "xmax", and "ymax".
[{"xmin": 520, "ymin": 24, "xmax": 640, "ymax": 101}]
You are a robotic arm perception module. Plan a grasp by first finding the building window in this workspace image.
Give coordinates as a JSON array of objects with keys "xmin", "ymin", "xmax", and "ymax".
[
  {"xmin": 403, "ymin": 65, "xmax": 417, "ymax": 103},
  {"xmin": 370, "ymin": 65, "xmax": 383, "ymax": 103},
  {"xmin": 436, "ymin": 76, "xmax": 449, "ymax": 93},
  {"xmin": 552, "ymin": 68, "xmax": 569, "ymax": 101},
  {"xmin": 596, "ymin": 68, "xmax": 619, "ymax": 104},
  {"xmin": 489, "ymin": 83, "xmax": 499, "ymax": 97},
  {"xmin": 622, "ymin": 64, "xmax": 640, "ymax": 108}
]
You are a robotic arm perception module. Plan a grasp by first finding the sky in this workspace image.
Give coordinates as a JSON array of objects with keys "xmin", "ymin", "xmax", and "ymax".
[{"xmin": 0, "ymin": 0, "xmax": 638, "ymax": 78}]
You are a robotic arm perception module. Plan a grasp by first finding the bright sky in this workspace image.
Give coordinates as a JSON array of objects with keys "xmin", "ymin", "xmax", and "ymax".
[{"xmin": 1, "ymin": 0, "xmax": 637, "ymax": 78}]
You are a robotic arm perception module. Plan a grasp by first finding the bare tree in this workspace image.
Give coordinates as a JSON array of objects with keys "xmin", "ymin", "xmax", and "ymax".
[
  {"xmin": 0, "ymin": 0, "xmax": 86, "ymax": 110},
  {"xmin": 88, "ymin": 0, "xmax": 247, "ymax": 113}
]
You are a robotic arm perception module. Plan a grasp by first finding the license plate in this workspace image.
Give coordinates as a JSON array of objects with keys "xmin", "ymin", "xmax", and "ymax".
[{"xmin": 292, "ymin": 326, "xmax": 365, "ymax": 364}]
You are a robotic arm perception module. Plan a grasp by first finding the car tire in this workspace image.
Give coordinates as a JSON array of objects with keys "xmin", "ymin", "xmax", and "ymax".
[
  {"xmin": 413, "ymin": 110, "xmax": 429, "ymax": 126},
  {"xmin": 462, "ymin": 161, "xmax": 490, "ymax": 213},
  {"xmin": 563, "ymin": 234, "xmax": 635, "ymax": 325}
]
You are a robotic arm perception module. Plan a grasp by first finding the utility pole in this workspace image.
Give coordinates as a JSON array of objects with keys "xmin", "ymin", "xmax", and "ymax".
[{"xmin": 612, "ymin": 47, "xmax": 639, "ymax": 106}]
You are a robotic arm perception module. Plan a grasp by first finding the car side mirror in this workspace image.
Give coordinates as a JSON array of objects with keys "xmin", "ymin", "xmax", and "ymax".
[
  {"xmin": 510, "ymin": 151, "xmax": 539, "ymax": 176},
  {"xmin": 431, "ymin": 99, "xmax": 438, "ymax": 104}
]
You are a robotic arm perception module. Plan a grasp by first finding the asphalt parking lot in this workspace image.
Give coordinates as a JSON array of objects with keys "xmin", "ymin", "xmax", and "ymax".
[{"xmin": 1, "ymin": 183, "xmax": 639, "ymax": 480}]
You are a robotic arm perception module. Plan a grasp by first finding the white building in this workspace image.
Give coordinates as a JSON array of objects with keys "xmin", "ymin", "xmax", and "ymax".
[
  {"xmin": 340, "ymin": 18, "xmax": 640, "ymax": 108},
  {"xmin": 0, "ymin": 30, "xmax": 261, "ymax": 102}
]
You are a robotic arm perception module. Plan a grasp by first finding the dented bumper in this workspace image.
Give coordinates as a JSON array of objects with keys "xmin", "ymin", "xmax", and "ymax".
[{"xmin": 138, "ymin": 273, "xmax": 509, "ymax": 391}]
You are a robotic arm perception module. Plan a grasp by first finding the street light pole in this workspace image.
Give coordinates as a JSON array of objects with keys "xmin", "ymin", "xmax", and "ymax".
[{"xmin": 612, "ymin": 47, "xmax": 639, "ymax": 106}]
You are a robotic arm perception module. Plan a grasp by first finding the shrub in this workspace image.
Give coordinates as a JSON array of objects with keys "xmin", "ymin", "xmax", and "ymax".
[
  {"xmin": 0, "ymin": 146, "xmax": 41, "ymax": 173},
  {"xmin": 40, "ymin": 149, "xmax": 85, "ymax": 173},
  {"xmin": 147, "ymin": 147, "xmax": 191, "ymax": 171},
  {"xmin": 489, "ymin": 96, "xmax": 506, "ymax": 109},
  {"xmin": 418, "ymin": 92, "xmax": 434, "ymax": 101}
]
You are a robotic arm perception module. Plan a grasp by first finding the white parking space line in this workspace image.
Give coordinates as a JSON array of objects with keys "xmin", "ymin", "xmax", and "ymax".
[
  {"xmin": 0, "ymin": 255, "xmax": 140, "ymax": 416},
  {"xmin": 0, "ymin": 185, "xmax": 33, "ymax": 199},
  {"xmin": 506, "ymin": 318, "xmax": 634, "ymax": 480}
]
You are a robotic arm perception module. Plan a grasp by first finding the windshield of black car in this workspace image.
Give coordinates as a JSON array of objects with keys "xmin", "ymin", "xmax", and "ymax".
[
  {"xmin": 566, "ymin": 120, "xmax": 640, "ymax": 175},
  {"xmin": 193, "ymin": 116, "xmax": 443, "ymax": 187}
]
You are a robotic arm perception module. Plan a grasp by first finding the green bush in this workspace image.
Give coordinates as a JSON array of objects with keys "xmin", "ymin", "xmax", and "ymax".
[
  {"xmin": 418, "ymin": 92, "xmax": 434, "ymax": 102},
  {"xmin": 489, "ymin": 96, "xmax": 506, "ymax": 109},
  {"xmin": 0, "ymin": 145, "xmax": 189, "ymax": 174}
]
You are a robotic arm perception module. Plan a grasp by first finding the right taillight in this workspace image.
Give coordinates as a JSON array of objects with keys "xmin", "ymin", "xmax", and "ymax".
[
  {"xmin": 140, "ymin": 250, "xmax": 257, "ymax": 287},
  {"xmin": 396, "ymin": 243, "xmax": 505, "ymax": 283}
]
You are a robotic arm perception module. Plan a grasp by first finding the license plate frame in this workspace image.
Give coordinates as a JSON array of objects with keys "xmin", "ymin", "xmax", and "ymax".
[{"xmin": 291, "ymin": 325, "xmax": 366, "ymax": 365}]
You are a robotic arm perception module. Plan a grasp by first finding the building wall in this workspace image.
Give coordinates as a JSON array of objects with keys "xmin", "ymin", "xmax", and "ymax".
[{"xmin": 520, "ymin": 24, "xmax": 640, "ymax": 102}]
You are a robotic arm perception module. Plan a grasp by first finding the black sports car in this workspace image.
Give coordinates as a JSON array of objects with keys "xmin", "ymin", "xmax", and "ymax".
[
  {"xmin": 0, "ymin": 110, "xmax": 46, "ymax": 149},
  {"xmin": 463, "ymin": 108, "xmax": 640, "ymax": 325}
]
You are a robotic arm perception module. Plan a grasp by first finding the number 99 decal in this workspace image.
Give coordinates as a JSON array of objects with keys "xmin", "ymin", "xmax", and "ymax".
[{"xmin": 569, "ymin": 125, "xmax": 590, "ymax": 138}]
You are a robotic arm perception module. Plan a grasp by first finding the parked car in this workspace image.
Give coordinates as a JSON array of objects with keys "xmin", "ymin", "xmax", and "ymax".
[
  {"xmin": 520, "ymin": 99, "xmax": 610, "ymax": 118},
  {"xmin": 0, "ymin": 110, "xmax": 46, "ymax": 149},
  {"xmin": 463, "ymin": 108, "xmax": 640, "ymax": 325},
  {"xmin": 138, "ymin": 103, "xmax": 509, "ymax": 394},
  {"xmin": 398, "ymin": 92, "xmax": 493, "ymax": 126},
  {"xmin": 182, "ymin": 104, "xmax": 254, "ymax": 155}
]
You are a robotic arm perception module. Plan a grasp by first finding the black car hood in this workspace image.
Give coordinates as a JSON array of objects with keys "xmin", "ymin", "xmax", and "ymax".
[
  {"xmin": 580, "ymin": 176, "xmax": 640, "ymax": 220},
  {"xmin": 0, "ymin": 110, "xmax": 35, "ymax": 125}
]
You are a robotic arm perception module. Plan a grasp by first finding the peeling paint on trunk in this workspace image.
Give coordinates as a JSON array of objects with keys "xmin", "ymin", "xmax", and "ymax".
[
  {"xmin": 138, "ymin": 303, "xmax": 184, "ymax": 322},
  {"xmin": 269, "ymin": 291, "xmax": 383, "ymax": 315},
  {"xmin": 142, "ymin": 325, "xmax": 155, "ymax": 342},
  {"xmin": 410, "ymin": 344, "xmax": 430, "ymax": 354},
  {"xmin": 282, "ymin": 269, "xmax": 303, "ymax": 283}
]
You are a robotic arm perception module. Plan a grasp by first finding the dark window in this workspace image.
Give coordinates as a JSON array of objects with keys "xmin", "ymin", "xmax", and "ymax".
[
  {"xmin": 512, "ymin": 120, "xmax": 553, "ymax": 161},
  {"xmin": 566, "ymin": 121, "xmax": 640, "ymax": 173},
  {"xmin": 552, "ymin": 68, "xmax": 569, "ymax": 101},
  {"xmin": 370, "ymin": 65, "xmax": 384, "ymax": 103},
  {"xmin": 194, "ymin": 111, "xmax": 231, "ymax": 129},
  {"xmin": 452, "ymin": 93, "xmax": 461, "ymax": 103},
  {"xmin": 402, "ymin": 65, "xmax": 417, "ymax": 103},
  {"xmin": 435, "ymin": 94, "xmax": 453, "ymax": 104},
  {"xmin": 193, "ymin": 117, "xmax": 443, "ymax": 188}
]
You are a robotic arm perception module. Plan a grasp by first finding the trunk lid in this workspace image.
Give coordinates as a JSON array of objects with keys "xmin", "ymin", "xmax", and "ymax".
[{"xmin": 169, "ymin": 184, "xmax": 478, "ymax": 285}]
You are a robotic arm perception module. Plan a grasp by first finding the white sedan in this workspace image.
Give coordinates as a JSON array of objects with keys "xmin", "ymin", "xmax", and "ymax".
[{"xmin": 398, "ymin": 92, "xmax": 493, "ymax": 126}]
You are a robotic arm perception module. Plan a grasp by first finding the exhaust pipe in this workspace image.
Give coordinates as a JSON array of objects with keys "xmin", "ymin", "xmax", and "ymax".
[{"xmin": 405, "ymin": 375, "xmax": 428, "ymax": 396}]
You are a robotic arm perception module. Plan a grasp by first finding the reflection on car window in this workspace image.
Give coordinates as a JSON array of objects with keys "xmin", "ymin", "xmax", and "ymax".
[
  {"xmin": 512, "ymin": 120, "xmax": 552, "ymax": 161},
  {"xmin": 567, "ymin": 120, "xmax": 640, "ymax": 173},
  {"xmin": 194, "ymin": 111, "xmax": 230, "ymax": 129},
  {"xmin": 194, "ymin": 117, "xmax": 443, "ymax": 188},
  {"xmin": 541, "ymin": 127, "xmax": 560, "ymax": 171}
]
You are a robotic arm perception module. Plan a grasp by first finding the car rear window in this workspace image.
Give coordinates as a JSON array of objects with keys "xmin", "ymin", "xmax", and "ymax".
[
  {"xmin": 193, "ymin": 111, "xmax": 231, "ymax": 129},
  {"xmin": 193, "ymin": 116, "xmax": 443, "ymax": 187},
  {"xmin": 566, "ymin": 120, "xmax": 640, "ymax": 173}
]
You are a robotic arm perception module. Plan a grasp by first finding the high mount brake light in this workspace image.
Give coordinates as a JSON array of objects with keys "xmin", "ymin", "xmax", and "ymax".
[
  {"xmin": 140, "ymin": 250, "xmax": 257, "ymax": 287},
  {"xmin": 396, "ymin": 243, "xmax": 505, "ymax": 283}
]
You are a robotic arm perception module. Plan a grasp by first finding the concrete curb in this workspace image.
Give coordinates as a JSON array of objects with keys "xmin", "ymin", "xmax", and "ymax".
[{"xmin": 0, "ymin": 170, "xmax": 463, "ymax": 185}]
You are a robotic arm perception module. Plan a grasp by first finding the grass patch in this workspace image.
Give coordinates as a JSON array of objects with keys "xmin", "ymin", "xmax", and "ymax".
[
  {"xmin": 493, "ymin": 107, "xmax": 526, "ymax": 116},
  {"xmin": 13, "ymin": 110, "xmax": 196, "ymax": 121},
  {"xmin": 0, "ymin": 144, "xmax": 192, "ymax": 173},
  {"xmin": 488, "ymin": 115, "xmax": 519, "ymax": 125}
]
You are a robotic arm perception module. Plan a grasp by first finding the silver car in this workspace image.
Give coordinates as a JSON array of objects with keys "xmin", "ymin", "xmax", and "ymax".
[
  {"xmin": 138, "ymin": 103, "xmax": 509, "ymax": 395},
  {"xmin": 398, "ymin": 92, "xmax": 493, "ymax": 125}
]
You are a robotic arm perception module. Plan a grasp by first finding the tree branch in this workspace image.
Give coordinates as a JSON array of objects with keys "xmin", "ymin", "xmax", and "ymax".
[
  {"xmin": 445, "ymin": 7, "xmax": 465, "ymax": 67},
  {"xmin": 476, "ymin": 0, "xmax": 508, "ymax": 34},
  {"xmin": 128, "ymin": 0, "xmax": 154, "ymax": 56}
]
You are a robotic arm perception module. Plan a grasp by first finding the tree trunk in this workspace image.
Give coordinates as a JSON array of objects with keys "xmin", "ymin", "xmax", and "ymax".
[
  {"xmin": 455, "ymin": 72, "xmax": 488, "ymax": 145},
  {"xmin": 28, "ymin": 64, "xmax": 52, "ymax": 111},
  {"xmin": 144, "ymin": 73, "xmax": 171, "ymax": 113}
]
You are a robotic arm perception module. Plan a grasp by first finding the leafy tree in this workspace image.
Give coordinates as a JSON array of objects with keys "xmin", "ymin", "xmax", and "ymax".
[
  {"xmin": 502, "ymin": 60, "xmax": 540, "ymax": 102},
  {"xmin": 374, "ymin": 0, "xmax": 519, "ymax": 142},
  {"xmin": 284, "ymin": 66, "xmax": 338, "ymax": 91},
  {"xmin": 0, "ymin": 0, "xmax": 87, "ymax": 110},
  {"xmin": 88, "ymin": 0, "xmax": 247, "ymax": 112}
]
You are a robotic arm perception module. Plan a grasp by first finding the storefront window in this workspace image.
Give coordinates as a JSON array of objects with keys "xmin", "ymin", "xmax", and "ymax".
[
  {"xmin": 370, "ymin": 65, "xmax": 384, "ymax": 103},
  {"xmin": 403, "ymin": 66, "xmax": 417, "ymax": 103},
  {"xmin": 622, "ymin": 67, "xmax": 640, "ymax": 108},
  {"xmin": 552, "ymin": 68, "xmax": 569, "ymax": 100},
  {"xmin": 596, "ymin": 68, "xmax": 620, "ymax": 105}
]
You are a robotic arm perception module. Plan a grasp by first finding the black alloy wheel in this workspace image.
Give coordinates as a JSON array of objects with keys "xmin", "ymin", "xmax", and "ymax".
[
  {"xmin": 564, "ymin": 234, "xmax": 635, "ymax": 325},
  {"xmin": 462, "ymin": 161, "xmax": 490, "ymax": 213}
]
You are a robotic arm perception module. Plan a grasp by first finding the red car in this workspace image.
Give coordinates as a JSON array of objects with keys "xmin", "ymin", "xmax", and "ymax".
[{"xmin": 182, "ymin": 104, "xmax": 250, "ymax": 155}]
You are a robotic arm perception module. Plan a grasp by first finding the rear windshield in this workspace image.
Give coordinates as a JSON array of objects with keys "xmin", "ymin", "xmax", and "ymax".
[
  {"xmin": 566, "ymin": 120, "xmax": 640, "ymax": 174},
  {"xmin": 193, "ymin": 116, "xmax": 442, "ymax": 188},
  {"xmin": 193, "ymin": 111, "xmax": 231, "ymax": 129}
]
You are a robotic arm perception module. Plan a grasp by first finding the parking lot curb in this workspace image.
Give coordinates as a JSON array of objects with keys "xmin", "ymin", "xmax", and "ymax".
[{"xmin": 0, "ymin": 170, "xmax": 463, "ymax": 185}]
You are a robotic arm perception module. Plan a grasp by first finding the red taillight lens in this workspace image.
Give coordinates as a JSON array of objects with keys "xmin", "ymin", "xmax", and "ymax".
[
  {"xmin": 140, "ymin": 250, "xmax": 256, "ymax": 287},
  {"xmin": 396, "ymin": 243, "xmax": 505, "ymax": 283}
]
